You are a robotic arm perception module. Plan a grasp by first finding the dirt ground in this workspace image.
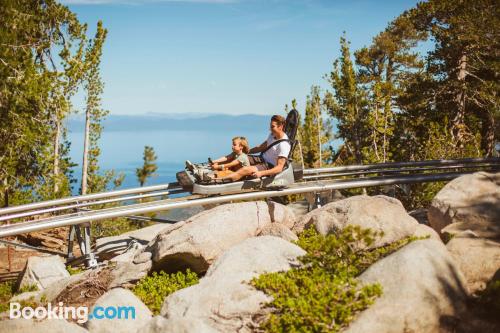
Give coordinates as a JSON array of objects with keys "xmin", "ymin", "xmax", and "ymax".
[
  {"xmin": 55, "ymin": 266, "xmax": 114, "ymax": 312},
  {"xmin": 0, "ymin": 246, "xmax": 41, "ymax": 283}
]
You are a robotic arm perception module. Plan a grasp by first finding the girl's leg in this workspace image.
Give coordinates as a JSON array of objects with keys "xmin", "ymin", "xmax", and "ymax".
[
  {"xmin": 223, "ymin": 166, "xmax": 258, "ymax": 182},
  {"xmin": 215, "ymin": 170, "xmax": 233, "ymax": 178}
]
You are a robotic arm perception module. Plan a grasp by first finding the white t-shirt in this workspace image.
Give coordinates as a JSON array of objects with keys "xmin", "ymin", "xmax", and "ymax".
[{"xmin": 262, "ymin": 133, "xmax": 291, "ymax": 166}]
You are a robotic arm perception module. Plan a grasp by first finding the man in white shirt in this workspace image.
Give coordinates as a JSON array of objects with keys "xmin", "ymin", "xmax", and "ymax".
[{"xmin": 221, "ymin": 115, "xmax": 291, "ymax": 182}]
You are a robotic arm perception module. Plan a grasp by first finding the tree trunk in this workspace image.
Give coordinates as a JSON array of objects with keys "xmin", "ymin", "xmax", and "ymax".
[
  {"xmin": 453, "ymin": 53, "xmax": 467, "ymax": 144},
  {"xmin": 53, "ymin": 117, "xmax": 60, "ymax": 194},
  {"xmin": 480, "ymin": 110, "xmax": 495, "ymax": 157},
  {"xmin": 81, "ymin": 109, "xmax": 91, "ymax": 195},
  {"xmin": 3, "ymin": 178, "xmax": 8, "ymax": 208},
  {"xmin": 317, "ymin": 104, "xmax": 322, "ymax": 168}
]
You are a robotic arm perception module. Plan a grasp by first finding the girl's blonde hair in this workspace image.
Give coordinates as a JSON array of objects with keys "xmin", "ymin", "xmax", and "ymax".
[{"xmin": 233, "ymin": 136, "xmax": 249, "ymax": 154}]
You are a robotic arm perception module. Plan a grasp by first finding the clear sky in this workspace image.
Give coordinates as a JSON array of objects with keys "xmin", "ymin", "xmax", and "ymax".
[{"xmin": 62, "ymin": 0, "xmax": 420, "ymax": 116}]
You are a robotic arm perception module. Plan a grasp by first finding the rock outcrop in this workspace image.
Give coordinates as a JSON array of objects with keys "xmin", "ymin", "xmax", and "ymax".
[
  {"xmin": 428, "ymin": 172, "xmax": 500, "ymax": 294},
  {"xmin": 146, "ymin": 236, "xmax": 305, "ymax": 333},
  {"xmin": 149, "ymin": 202, "xmax": 273, "ymax": 273},
  {"xmin": 344, "ymin": 239, "xmax": 468, "ymax": 333},
  {"xmin": 85, "ymin": 288, "xmax": 152, "ymax": 333},
  {"xmin": 293, "ymin": 195, "xmax": 420, "ymax": 248},
  {"xmin": 258, "ymin": 223, "xmax": 298, "ymax": 242},
  {"xmin": 428, "ymin": 172, "xmax": 500, "ymax": 238},
  {"xmin": 16, "ymin": 255, "xmax": 69, "ymax": 291},
  {"xmin": 0, "ymin": 319, "xmax": 89, "ymax": 333},
  {"xmin": 446, "ymin": 231, "xmax": 500, "ymax": 294}
]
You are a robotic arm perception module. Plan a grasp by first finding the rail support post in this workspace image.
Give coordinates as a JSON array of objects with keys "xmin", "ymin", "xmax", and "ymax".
[
  {"xmin": 313, "ymin": 192, "xmax": 322, "ymax": 210},
  {"xmin": 66, "ymin": 223, "xmax": 97, "ymax": 268}
]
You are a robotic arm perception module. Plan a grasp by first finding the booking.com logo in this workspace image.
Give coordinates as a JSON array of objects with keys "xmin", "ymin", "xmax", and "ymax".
[{"xmin": 10, "ymin": 302, "xmax": 135, "ymax": 324}]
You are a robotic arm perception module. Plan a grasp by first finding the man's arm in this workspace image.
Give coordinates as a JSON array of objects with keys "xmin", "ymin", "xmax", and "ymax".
[
  {"xmin": 248, "ymin": 141, "xmax": 267, "ymax": 154},
  {"xmin": 254, "ymin": 157, "xmax": 287, "ymax": 178}
]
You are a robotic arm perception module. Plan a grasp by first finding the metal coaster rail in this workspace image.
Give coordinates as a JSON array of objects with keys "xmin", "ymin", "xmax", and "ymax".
[{"xmin": 0, "ymin": 157, "xmax": 498, "ymax": 239}]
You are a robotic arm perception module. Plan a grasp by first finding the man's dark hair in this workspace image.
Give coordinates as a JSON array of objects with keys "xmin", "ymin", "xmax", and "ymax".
[{"xmin": 271, "ymin": 115, "xmax": 286, "ymax": 127}]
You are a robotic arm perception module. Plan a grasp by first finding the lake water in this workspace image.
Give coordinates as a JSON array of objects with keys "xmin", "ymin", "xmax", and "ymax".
[{"xmin": 68, "ymin": 128, "xmax": 269, "ymax": 192}]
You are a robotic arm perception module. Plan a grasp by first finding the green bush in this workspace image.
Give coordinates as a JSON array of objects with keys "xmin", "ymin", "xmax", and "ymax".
[
  {"xmin": 66, "ymin": 265, "xmax": 84, "ymax": 276},
  {"xmin": 0, "ymin": 281, "xmax": 41, "ymax": 313},
  {"xmin": 252, "ymin": 226, "xmax": 417, "ymax": 332},
  {"xmin": 132, "ymin": 269, "xmax": 199, "ymax": 314}
]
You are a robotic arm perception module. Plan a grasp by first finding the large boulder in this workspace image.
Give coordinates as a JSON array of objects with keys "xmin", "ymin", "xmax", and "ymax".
[
  {"xmin": 258, "ymin": 223, "xmax": 298, "ymax": 242},
  {"xmin": 138, "ymin": 315, "xmax": 218, "ymax": 333},
  {"xmin": 293, "ymin": 195, "xmax": 419, "ymax": 248},
  {"xmin": 428, "ymin": 172, "xmax": 500, "ymax": 238},
  {"xmin": 149, "ymin": 202, "xmax": 273, "ymax": 273},
  {"xmin": 446, "ymin": 231, "xmax": 500, "ymax": 294},
  {"xmin": 16, "ymin": 255, "xmax": 70, "ymax": 291},
  {"xmin": 10, "ymin": 269, "xmax": 94, "ymax": 304},
  {"xmin": 344, "ymin": 239, "xmax": 468, "ymax": 333},
  {"xmin": 267, "ymin": 200, "xmax": 297, "ymax": 229},
  {"xmin": 151, "ymin": 236, "xmax": 305, "ymax": 333},
  {"xmin": 85, "ymin": 288, "xmax": 152, "ymax": 333},
  {"xmin": 108, "ymin": 252, "xmax": 153, "ymax": 289},
  {"xmin": 0, "ymin": 319, "xmax": 88, "ymax": 333}
]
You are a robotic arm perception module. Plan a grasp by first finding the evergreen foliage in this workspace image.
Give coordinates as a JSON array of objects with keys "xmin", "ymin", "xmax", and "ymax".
[
  {"xmin": 136, "ymin": 146, "xmax": 158, "ymax": 186},
  {"xmin": 133, "ymin": 269, "xmax": 199, "ymax": 315},
  {"xmin": 253, "ymin": 226, "xmax": 419, "ymax": 332},
  {"xmin": 0, "ymin": 0, "xmax": 88, "ymax": 206}
]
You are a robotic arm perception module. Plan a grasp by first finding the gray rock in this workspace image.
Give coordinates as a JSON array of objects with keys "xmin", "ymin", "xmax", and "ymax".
[
  {"xmin": 409, "ymin": 208, "xmax": 429, "ymax": 225},
  {"xmin": 294, "ymin": 195, "xmax": 419, "ymax": 248},
  {"xmin": 85, "ymin": 288, "xmax": 152, "ymax": 333},
  {"xmin": 11, "ymin": 269, "xmax": 92, "ymax": 303},
  {"xmin": 150, "ymin": 202, "xmax": 272, "ymax": 273},
  {"xmin": 344, "ymin": 239, "xmax": 468, "ymax": 333},
  {"xmin": 159, "ymin": 236, "xmax": 305, "ymax": 332},
  {"xmin": 95, "ymin": 223, "xmax": 173, "ymax": 260},
  {"xmin": 0, "ymin": 319, "xmax": 88, "ymax": 333},
  {"xmin": 267, "ymin": 200, "xmax": 296, "ymax": 229},
  {"xmin": 108, "ymin": 259, "xmax": 152, "ymax": 289},
  {"xmin": 137, "ymin": 315, "xmax": 218, "ymax": 333},
  {"xmin": 16, "ymin": 255, "xmax": 70, "ymax": 291},
  {"xmin": 258, "ymin": 223, "xmax": 298, "ymax": 242},
  {"xmin": 446, "ymin": 232, "xmax": 500, "ymax": 294},
  {"xmin": 413, "ymin": 224, "xmax": 441, "ymax": 242},
  {"xmin": 109, "ymin": 241, "xmax": 144, "ymax": 263},
  {"xmin": 428, "ymin": 172, "xmax": 500, "ymax": 238}
]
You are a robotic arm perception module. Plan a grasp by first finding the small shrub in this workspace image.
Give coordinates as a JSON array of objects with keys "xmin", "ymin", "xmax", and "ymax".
[
  {"xmin": 0, "ymin": 281, "xmax": 15, "ymax": 313},
  {"xmin": 18, "ymin": 283, "xmax": 38, "ymax": 294},
  {"xmin": 252, "ymin": 226, "xmax": 417, "ymax": 332},
  {"xmin": 66, "ymin": 265, "xmax": 84, "ymax": 276},
  {"xmin": 0, "ymin": 282, "xmax": 42, "ymax": 313},
  {"xmin": 133, "ymin": 269, "xmax": 199, "ymax": 314}
]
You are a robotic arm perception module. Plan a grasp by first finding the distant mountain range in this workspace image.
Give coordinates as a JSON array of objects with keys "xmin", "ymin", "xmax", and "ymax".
[{"xmin": 66, "ymin": 113, "xmax": 271, "ymax": 132}]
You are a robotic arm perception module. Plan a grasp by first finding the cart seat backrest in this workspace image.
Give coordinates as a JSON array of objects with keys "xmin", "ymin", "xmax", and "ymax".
[{"xmin": 284, "ymin": 109, "xmax": 299, "ymax": 159}]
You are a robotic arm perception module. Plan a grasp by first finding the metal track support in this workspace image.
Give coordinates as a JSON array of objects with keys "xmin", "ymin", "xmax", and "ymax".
[{"xmin": 67, "ymin": 223, "xmax": 97, "ymax": 268}]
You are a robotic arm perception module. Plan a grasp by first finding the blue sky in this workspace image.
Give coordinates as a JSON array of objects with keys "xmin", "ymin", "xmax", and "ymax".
[{"xmin": 62, "ymin": 0, "xmax": 421, "ymax": 116}]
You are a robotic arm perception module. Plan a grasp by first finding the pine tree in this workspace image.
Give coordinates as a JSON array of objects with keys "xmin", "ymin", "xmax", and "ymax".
[
  {"xmin": 355, "ymin": 15, "xmax": 425, "ymax": 163},
  {"xmin": 301, "ymin": 86, "xmax": 332, "ymax": 168},
  {"xmin": 325, "ymin": 36, "xmax": 369, "ymax": 165},
  {"xmin": 0, "ymin": 0, "xmax": 87, "ymax": 205},
  {"xmin": 136, "ymin": 146, "xmax": 158, "ymax": 187},
  {"xmin": 81, "ymin": 21, "xmax": 113, "ymax": 195},
  {"xmin": 410, "ymin": 0, "xmax": 499, "ymax": 156}
]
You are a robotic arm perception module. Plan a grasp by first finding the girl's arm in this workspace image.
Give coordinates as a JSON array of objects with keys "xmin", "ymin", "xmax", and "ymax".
[
  {"xmin": 212, "ymin": 153, "xmax": 235, "ymax": 169},
  {"xmin": 212, "ymin": 156, "xmax": 228, "ymax": 164},
  {"xmin": 215, "ymin": 159, "xmax": 241, "ymax": 170}
]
